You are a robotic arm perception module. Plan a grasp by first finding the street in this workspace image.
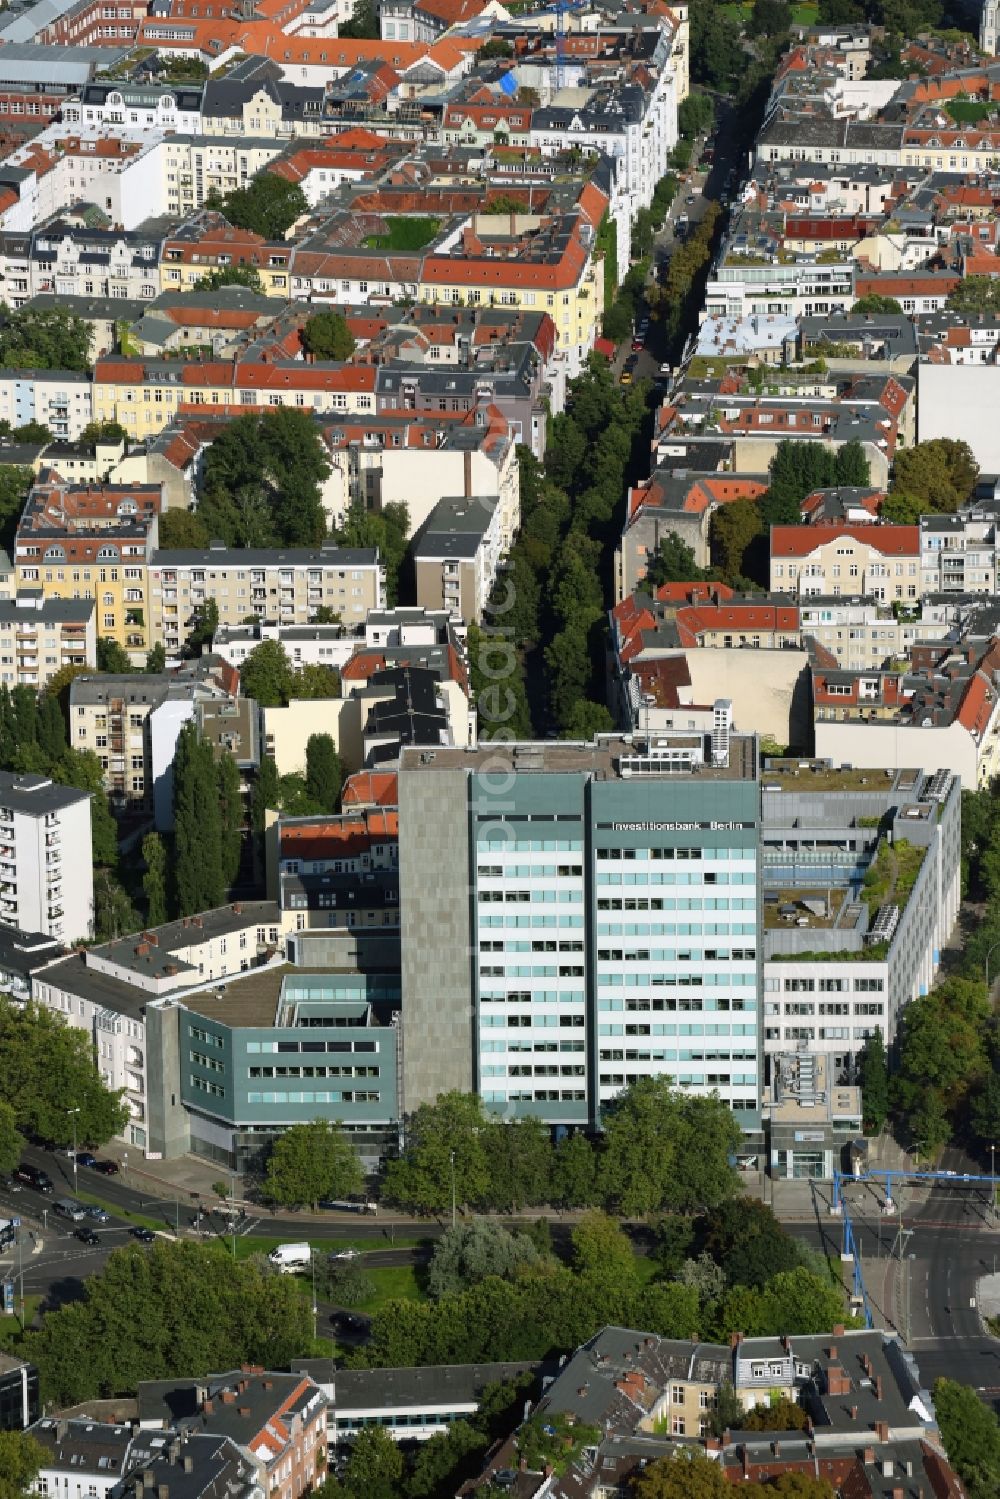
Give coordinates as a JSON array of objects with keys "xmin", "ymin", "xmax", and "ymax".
[{"xmin": 787, "ymin": 1146, "xmax": 1000, "ymax": 1405}]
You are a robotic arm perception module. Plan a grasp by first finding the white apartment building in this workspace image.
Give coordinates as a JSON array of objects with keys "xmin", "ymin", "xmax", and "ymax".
[
  {"xmin": 31, "ymin": 902, "xmax": 282, "ymax": 1150},
  {"xmin": 147, "ymin": 544, "xmax": 385, "ymax": 654},
  {"xmin": 0, "ymin": 594, "xmax": 96, "ymax": 689},
  {"xmin": 704, "ymin": 256, "xmax": 855, "ymax": 324},
  {"xmin": 920, "ymin": 509, "xmax": 1000, "ymax": 594},
  {"xmin": 0, "ymin": 370, "xmax": 91, "ymax": 440},
  {"xmin": 798, "ymin": 596, "xmax": 943, "ymax": 669},
  {"xmin": 61, "ymin": 82, "xmax": 203, "ymax": 135},
  {"xmin": 0, "ymin": 771, "xmax": 93, "ymax": 943},
  {"xmin": 211, "ymin": 621, "xmax": 359, "ymax": 672}
]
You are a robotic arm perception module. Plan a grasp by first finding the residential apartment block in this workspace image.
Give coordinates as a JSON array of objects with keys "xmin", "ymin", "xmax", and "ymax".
[
  {"xmin": 31, "ymin": 901, "xmax": 282, "ymax": 1150},
  {"xmin": 412, "ymin": 493, "xmax": 505, "ymax": 623},
  {"xmin": 769, "ymin": 524, "xmax": 920, "ymax": 599},
  {"xmin": 147, "ymin": 544, "xmax": 385, "ymax": 654},
  {"xmin": 0, "ymin": 771, "xmax": 93, "ymax": 943},
  {"xmin": 0, "ymin": 593, "xmax": 95, "ymax": 689},
  {"xmin": 15, "ymin": 472, "xmax": 161, "ymax": 658}
]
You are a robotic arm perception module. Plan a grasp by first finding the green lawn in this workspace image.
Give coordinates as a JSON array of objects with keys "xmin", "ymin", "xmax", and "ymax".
[
  {"xmin": 362, "ymin": 216, "xmax": 440, "ymax": 252},
  {"xmin": 355, "ymin": 1263, "xmax": 425, "ymax": 1313},
  {"xmin": 0, "ymin": 1294, "xmax": 43, "ymax": 1349}
]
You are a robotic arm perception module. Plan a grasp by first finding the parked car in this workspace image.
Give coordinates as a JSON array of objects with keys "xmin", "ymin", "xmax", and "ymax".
[
  {"xmin": 330, "ymin": 1247, "xmax": 360, "ymax": 1261},
  {"xmin": 76, "ymin": 1152, "xmax": 97, "ymax": 1169},
  {"xmin": 74, "ymin": 1227, "xmax": 100, "ymax": 1246},
  {"xmin": 84, "ymin": 1205, "xmax": 109, "ymax": 1223},
  {"xmin": 129, "ymin": 1226, "xmax": 155, "ymax": 1242},
  {"xmin": 0, "ymin": 1176, "xmax": 22, "ymax": 1193},
  {"xmin": 619, "ymin": 366, "xmax": 634, "ymax": 385},
  {"xmin": 92, "ymin": 1160, "xmax": 119, "ymax": 1176}
]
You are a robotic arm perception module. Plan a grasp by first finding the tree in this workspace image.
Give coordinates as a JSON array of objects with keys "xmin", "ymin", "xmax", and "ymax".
[
  {"xmin": 634, "ymin": 1449, "xmax": 729, "ymax": 1499},
  {"xmin": 252, "ymin": 755, "xmax": 280, "ymax": 836},
  {"xmin": 333, "ymin": 499, "xmax": 409, "ymax": 607},
  {"xmin": 643, "ymin": 530, "xmax": 711, "ymax": 587},
  {"xmin": 971, "ymin": 1068, "xmax": 1000, "ymax": 1147},
  {"xmin": 484, "ymin": 1114, "xmax": 552, "ymax": 1211},
  {"xmin": 96, "ymin": 637, "xmax": 132, "ymax": 673},
  {"xmin": 303, "ymin": 311, "xmax": 356, "ymax": 361},
  {"xmin": 212, "ymin": 173, "xmax": 308, "ymax": 240},
  {"xmin": 262, "ymin": 1118, "xmax": 362, "ymax": 1210},
  {"xmin": 933, "ymin": 1377, "xmax": 1000, "ymax": 1499},
  {"xmin": 893, "ymin": 977, "xmax": 990, "ymax": 1144},
  {"xmin": 0, "ymin": 998, "xmax": 127, "ymax": 1147},
  {"xmin": 427, "ymin": 1220, "xmax": 540, "ymax": 1298},
  {"xmin": 851, "ymin": 294, "xmax": 903, "ymax": 314},
  {"xmin": 239, "ymin": 639, "xmax": 295, "ymax": 708},
  {"xmin": 0, "ymin": 1431, "xmax": 46, "ymax": 1499},
  {"xmin": 340, "ymin": 1426, "xmax": 403, "ymax": 1499},
  {"xmin": 571, "ymin": 1211, "xmax": 638, "ymax": 1292},
  {"xmin": 678, "ymin": 91, "xmax": 714, "ymax": 139},
  {"xmin": 0, "ymin": 1098, "xmax": 22, "ymax": 1175},
  {"xmin": 194, "ymin": 264, "xmax": 264, "ymax": 293},
  {"xmin": 291, "ymin": 663, "xmax": 341, "ymax": 701},
  {"xmin": 0, "ymin": 464, "xmax": 34, "ymax": 550},
  {"xmin": 946, "ymin": 277, "xmax": 1000, "ymax": 315},
  {"xmin": 0, "ymin": 306, "xmax": 91, "ymax": 371},
  {"xmin": 889, "ymin": 438, "xmax": 979, "ymax": 516},
  {"xmin": 858, "ymin": 1031, "xmax": 889, "ymax": 1132},
  {"xmin": 703, "ymin": 1200, "xmax": 804, "ymax": 1290},
  {"xmin": 741, "ymin": 1395, "xmax": 809, "ymax": 1431},
  {"xmin": 383, "ymin": 1092, "xmax": 491, "ymax": 1215},
  {"xmin": 37, "ymin": 693, "xmax": 65, "ymax": 763},
  {"xmin": 339, "ymin": 0, "xmax": 378, "ymax": 36},
  {"xmin": 747, "ymin": 0, "xmax": 791, "ymax": 35},
  {"xmin": 560, "ymin": 699, "xmax": 614, "ymax": 740},
  {"xmin": 551, "ymin": 1131, "xmax": 597, "ymax": 1209},
  {"xmin": 93, "ymin": 869, "xmax": 139, "ymax": 943},
  {"xmin": 711, "ymin": 500, "xmax": 763, "ymax": 585},
  {"xmin": 79, "ymin": 419, "xmax": 127, "ymax": 447},
  {"xmin": 158, "ymin": 508, "xmax": 211, "ymax": 549},
  {"xmin": 407, "ymin": 1420, "xmax": 487, "ymax": 1499},
  {"xmin": 173, "ymin": 720, "xmax": 225, "ymax": 915},
  {"xmin": 23, "ymin": 1239, "xmax": 312, "ymax": 1406},
  {"xmin": 199, "ymin": 408, "xmax": 329, "ymax": 549},
  {"xmin": 679, "ymin": 1252, "xmax": 726, "ymax": 1301},
  {"xmin": 217, "ymin": 752, "xmax": 243, "ymax": 889},
  {"xmin": 141, "ymin": 832, "xmax": 169, "ymax": 926},
  {"xmin": 145, "ymin": 643, "xmax": 167, "ymax": 674},
  {"xmin": 599, "ymin": 1078, "xmax": 740, "ymax": 1216},
  {"xmin": 52, "ymin": 749, "xmax": 118, "ymax": 867}
]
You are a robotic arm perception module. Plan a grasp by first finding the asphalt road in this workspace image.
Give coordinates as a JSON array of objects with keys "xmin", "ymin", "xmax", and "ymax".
[{"xmin": 786, "ymin": 1148, "xmax": 1000, "ymax": 1405}]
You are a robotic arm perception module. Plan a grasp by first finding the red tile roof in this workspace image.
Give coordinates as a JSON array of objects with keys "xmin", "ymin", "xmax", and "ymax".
[{"xmin": 770, "ymin": 524, "xmax": 919, "ymax": 558}]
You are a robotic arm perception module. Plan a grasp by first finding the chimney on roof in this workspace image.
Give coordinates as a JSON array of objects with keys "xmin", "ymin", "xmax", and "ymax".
[
  {"xmin": 863, "ymin": 1445, "xmax": 875, "ymax": 1464},
  {"xmin": 730, "ymin": 1332, "xmax": 743, "ymax": 1348},
  {"xmin": 876, "ymin": 1420, "xmax": 889, "ymax": 1442},
  {"xmin": 874, "ymin": 1376, "xmax": 883, "ymax": 1401},
  {"xmin": 203, "ymin": 1399, "xmax": 213, "ymax": 1414},
  {"xmin": 238, "ymin": 1407, "xmax": 250, "ymax": 1418}
]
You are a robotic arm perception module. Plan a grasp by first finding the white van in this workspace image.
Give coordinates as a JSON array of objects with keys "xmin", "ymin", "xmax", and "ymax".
[{"xmin": 268, "ymin": 1242, "xmax": 311, "ymax": 1272}]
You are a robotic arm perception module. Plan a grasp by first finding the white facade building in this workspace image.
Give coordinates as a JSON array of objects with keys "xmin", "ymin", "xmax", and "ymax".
[{"xmin": 0, "ymin": 771, "xmax": 93, "ymax": 942}]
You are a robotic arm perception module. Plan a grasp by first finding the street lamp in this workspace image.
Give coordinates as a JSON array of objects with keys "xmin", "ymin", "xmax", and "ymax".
[
  {"xmin": 66, "ymin": 1107, "xmax": 80, "ymax": 1196},
  {"xmin": 449, "ymin": 1150, "xmax": 456, "ymax": 1231},
  {"xmin": 991, "ymin": 1144, "xmax": 996, "ymax": 1220}
]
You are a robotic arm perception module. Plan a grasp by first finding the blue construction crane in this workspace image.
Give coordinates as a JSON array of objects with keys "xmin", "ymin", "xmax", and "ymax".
[{"xmin": 532, "ymin": 0, "xmax": 589, "ymax": 91}]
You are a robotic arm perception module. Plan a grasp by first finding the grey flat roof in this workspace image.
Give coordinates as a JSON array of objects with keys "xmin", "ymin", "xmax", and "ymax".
[
  {"xmin": 94, "ymin": 900, "xmax": 280, "ymax": 982},
  {"xmin": 0, "ymin": 771, "xmax": 88, "ymax": 816},
  {"xmin": 328, "ymin": 1361, "xmax": 539, "ymax": 1412},
  {"xmin": 0, "ymin": 596, "xmax": 94, "ymax": 624}
]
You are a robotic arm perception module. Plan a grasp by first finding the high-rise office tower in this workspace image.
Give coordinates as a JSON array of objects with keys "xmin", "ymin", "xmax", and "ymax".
[{"xmin": 398, "ymin": 712, "xmax": 761, "ymax": 1130}]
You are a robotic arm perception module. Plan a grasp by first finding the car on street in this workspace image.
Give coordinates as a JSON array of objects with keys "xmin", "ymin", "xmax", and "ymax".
[
  {"xmin": 129, "ymin": 1226, "xmax": 155, "ymax": 1242},
  {"xmin": 92, "ymin": 1160, "xmax": 119, "ymax": 1176},
  {"xmin": 0, "ymin": 1176, "xmax": 22, "ymax": 1193},
  {"xmin": 84, "ymin": 1205, "xmax": 109, "ymax": 1222},
  {"xmin": 686, "ymin": 193, "xmax": 695, "ymax": 204},
  {"xmin": 76, "ymin": 1152, "xmax": 97, "ymax": 1169},
  {"xmin": 74, "ymin": 1227, "xmax": 100, "ymax": 1246},
  {"xmin": 14, "ymin": 1164, "xmax": 53, "ymax": 1193},
  {"xmin": 330, "ymin": 1247, "xmax": 360, "ymax": 1261}
]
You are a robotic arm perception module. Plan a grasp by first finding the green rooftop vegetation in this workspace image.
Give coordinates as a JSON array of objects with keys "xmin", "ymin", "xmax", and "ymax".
[
  {"xmin": 861, "ymin": 837, "xmax": 925, "ymax": 918},
  {"xmin": 946, "ymin": 97, "xmax": 993, "ymax": 124},
  {"xmin": 362, "ymin": 217, "xmax": 441, "ymax": 252},
  {"xmin": 515, "ymin": 1412, "xmax": 602, "ymax": 1477}
]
